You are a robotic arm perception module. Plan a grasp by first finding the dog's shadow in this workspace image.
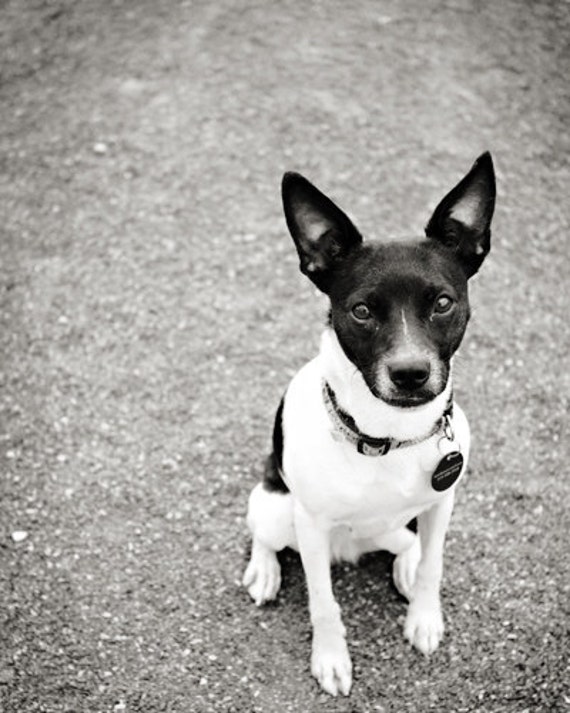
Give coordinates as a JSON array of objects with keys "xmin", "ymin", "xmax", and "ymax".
[{"xmin": 276, "ymin": 547, "xmax": 407, "ymax": 622}]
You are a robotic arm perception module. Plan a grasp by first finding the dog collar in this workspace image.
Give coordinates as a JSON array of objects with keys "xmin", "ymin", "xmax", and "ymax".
[{"xmin": 322, "ymin": 380, "xmax": 454, "ymax": 457}]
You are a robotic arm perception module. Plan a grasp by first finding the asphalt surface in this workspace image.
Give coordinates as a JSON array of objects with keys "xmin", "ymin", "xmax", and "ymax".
[{"xmin": 1, "ymin": 1, "xmax": 569, "ymax": 711}]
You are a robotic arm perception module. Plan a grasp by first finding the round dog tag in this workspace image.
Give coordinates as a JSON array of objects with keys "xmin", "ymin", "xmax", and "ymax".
[{"xmin": 431, "ymin": 451, "xmax": 464, "ymax": 492}]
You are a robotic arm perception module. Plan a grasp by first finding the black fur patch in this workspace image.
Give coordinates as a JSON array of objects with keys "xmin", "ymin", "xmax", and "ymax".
[
  {"xmin": 273, "ymin": 396, "xmax": 285, "ymax": 470},
  {"xmin": 262, "ymin": 396, "xmax": 289, "ymax": 493},
  {"xmin": 406, "ymin": 518, "xmax": 418, "ymax": 533}
]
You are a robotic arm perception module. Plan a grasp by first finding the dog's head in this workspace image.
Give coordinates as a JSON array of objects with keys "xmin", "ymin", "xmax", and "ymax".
[{"xmin": 282, "ymin": 153, "xmax": 495, "ymax": 408}]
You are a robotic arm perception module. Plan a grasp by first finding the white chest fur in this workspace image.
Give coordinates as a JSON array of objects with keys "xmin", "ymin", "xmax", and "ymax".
[{"xmin": 281, "ymin": 331, "xmax": 471, "ymax": 537}]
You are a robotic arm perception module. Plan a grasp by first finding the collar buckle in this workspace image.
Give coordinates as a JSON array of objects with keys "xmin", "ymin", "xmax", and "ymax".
[
  {"xmin": 443, "ymin": 414, "xmax": 455, "ymax": 441},
  {"xmin": 357, "ymin": 438, "xmax": 391, "ymax": 456}
]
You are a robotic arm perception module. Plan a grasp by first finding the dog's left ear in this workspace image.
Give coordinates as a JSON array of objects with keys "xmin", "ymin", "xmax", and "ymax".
[{"xmin": 425, "ymin": 152, "xmax": 496, "ymax": 277}]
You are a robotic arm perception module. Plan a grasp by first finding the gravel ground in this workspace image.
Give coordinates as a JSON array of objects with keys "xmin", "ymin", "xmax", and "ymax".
[{"xmin": 1, "ymin": 1, "xmax": 569, "ymax": 711}]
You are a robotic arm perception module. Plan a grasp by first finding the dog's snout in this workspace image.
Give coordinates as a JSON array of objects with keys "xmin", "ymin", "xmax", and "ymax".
[{"xmin": 388, "ymin": 359, "xmax": 431, "ymax": 391}]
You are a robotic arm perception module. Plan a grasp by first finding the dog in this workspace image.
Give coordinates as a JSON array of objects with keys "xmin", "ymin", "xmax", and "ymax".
[{"xmin": 243, "ymin": 153, "xmax": 496, "ymax": 696}]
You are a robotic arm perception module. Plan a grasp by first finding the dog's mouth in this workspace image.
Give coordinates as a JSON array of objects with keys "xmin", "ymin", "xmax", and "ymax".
[
  {"xmin": 368, "ymin": 380, "xmax": 437, "ymax": 408},
  {"xmin": 379, "ymin": 392, "xmax": 436, "ymax": 409},
  {"xmin": 366, "ymin": 363, "xmax": 447, "ymax": 409}
]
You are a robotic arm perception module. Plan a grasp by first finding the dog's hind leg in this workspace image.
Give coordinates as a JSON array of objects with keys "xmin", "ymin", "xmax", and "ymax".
[
  {"xmin": 243, "ymin": 457, "xmax": 297, "ymax": 605},
  {"xmin": 390, "ymin": 530, "xmax": 422, "ymax": 602},
  {"xmin": 352, "ymin": 527, "xmax": 421, "ymax": 602}
]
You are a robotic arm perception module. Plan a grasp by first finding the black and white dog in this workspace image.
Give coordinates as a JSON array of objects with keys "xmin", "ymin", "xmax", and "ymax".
[{"xmin": 243, "ymin": 154, "xmax": 496, "ymax": 696}]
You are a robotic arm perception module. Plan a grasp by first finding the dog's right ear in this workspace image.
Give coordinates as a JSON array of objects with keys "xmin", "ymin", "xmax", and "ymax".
[{"xmin": 282, "ymin": 172, "xmax": 363, "ymax": 292}]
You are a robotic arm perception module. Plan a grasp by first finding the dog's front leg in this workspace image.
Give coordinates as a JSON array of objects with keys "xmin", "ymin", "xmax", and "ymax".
[
  {"xmin": 404, "ymin": 492, "xmax": 454, "ymax": 656},
  {"xmin": 294, "ymin": 502, "xmax": 352, "ymax": 697}
]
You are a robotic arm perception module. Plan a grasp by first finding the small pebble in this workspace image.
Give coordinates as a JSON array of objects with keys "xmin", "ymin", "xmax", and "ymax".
[{"xmin": 11, "ymin": 530, "xmax": 28, "ymax": 543}]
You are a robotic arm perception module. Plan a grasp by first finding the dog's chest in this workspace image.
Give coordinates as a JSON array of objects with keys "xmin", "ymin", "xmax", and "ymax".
[
  {"xmin": 282, "ymin": 359, "xmax": 464, "ymax": 534},
  {"xmin": 314, "ymin": 440, "xmax": 446, "ymax": 533}
]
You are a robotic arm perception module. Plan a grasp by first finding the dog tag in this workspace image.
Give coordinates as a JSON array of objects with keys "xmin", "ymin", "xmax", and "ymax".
[{"xmin": 431, "ymin": 451, "xmax": 464, "ymax": 492}]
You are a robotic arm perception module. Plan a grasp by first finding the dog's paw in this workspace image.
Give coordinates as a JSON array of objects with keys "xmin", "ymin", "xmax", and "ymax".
[
  {"xmin": 242, "ymin": 549, "xmax": 281, "ymax": 606},
  {"xmin": 404, "ymin": 599, "xmax": 444, "ymax": 655},
  {"xmin": 311, "ymin": 628, "xmax": 352, "ymax": 697},
  {"xmin": 392, "ymin": 536, "xmax": 421, "ymax": 601}
]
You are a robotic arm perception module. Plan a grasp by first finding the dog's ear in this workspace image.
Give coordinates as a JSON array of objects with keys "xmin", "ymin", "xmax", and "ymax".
[
  {"xmin": 282, "ymin": 172, "xmax": 363, "ymax": 292},
  {"xmin": 425, "ymin": 152, "xmax": 496, "ymax": 278}
]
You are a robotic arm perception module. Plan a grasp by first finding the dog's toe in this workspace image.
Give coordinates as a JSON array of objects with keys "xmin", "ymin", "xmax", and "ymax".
[
  {"xmin": 243, "ymin": 551, "xmax": 281, "ymax": 606},
  {"xmin": 404, "ymin": 600, "xmax": 444, "ymax": 655},
  {"xmin": 311, "ymin": 629, "xmax": 352, "ymax": 697}
]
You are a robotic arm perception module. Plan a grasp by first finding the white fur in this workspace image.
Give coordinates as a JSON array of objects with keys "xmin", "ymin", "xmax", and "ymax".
[
  {"xmin": 401, "ymin": 308, "xmax": 410, "ymax": 339},
  {"xmin": 243, "ymin": 327, "xmax": 471, "ymax": 696}
]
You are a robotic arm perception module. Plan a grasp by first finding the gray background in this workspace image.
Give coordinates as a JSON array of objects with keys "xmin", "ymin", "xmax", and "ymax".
[{"xmin": 1, "ymin": 1, "xmax": 568, "ymax": 711}]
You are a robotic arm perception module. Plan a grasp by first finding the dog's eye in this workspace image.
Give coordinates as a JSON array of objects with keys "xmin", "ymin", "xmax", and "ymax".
[
  {"xmin": 351, "ymin": 303, "xmax": 371, "ymax": 321},
  {"xmin": 434, "ymin": 294, "xmax": 454, "ymax": 314}
]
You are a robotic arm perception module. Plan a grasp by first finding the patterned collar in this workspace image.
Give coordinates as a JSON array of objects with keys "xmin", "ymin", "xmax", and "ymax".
[{"xmin": 322, "ymin": 380, "xmax": 454, "ymax": 457}]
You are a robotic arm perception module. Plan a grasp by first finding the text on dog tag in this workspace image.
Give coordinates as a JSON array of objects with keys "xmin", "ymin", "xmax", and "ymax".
[{"xmin": 431, "ymin": 451, "xmax": 464, "ymax": 492}]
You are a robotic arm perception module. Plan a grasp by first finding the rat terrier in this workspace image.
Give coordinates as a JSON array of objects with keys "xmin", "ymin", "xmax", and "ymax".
[{"xmin": 243, "ymin": 153, "xmax": 496, "ymax": 696}]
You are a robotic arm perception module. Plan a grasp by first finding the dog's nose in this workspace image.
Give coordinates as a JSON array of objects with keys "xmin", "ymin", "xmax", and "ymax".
[{"xmin": 388, "ymin": 359, "xmax": 431, "ymax": 391}]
